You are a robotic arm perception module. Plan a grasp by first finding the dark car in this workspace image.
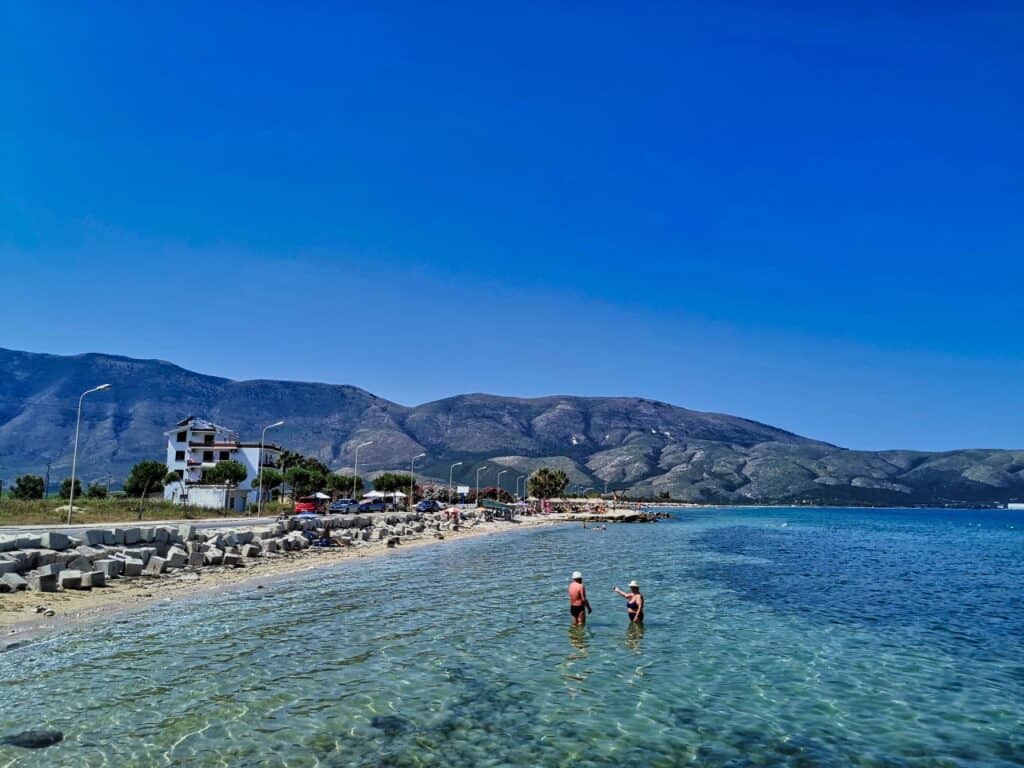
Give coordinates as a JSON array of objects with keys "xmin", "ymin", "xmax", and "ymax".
[
  {"xmin": 328, "ymin": 498, "xmax": 359, "ymax": 513},
  {"xmin": 358, "ymin": 499, "xmax": 391, "ymax": 513},
  {"xmin": 415, "ymin": 499, "xmax": 440, "ymax": 513}
]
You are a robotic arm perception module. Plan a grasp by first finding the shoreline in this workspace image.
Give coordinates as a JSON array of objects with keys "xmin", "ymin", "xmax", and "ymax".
[{"xmin": 0, "ymin": 516, "xmax": 566, "ymax": 649}]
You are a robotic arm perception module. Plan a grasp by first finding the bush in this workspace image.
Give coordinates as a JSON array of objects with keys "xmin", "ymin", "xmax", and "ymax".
[
  {"xmin": 124, "ymin": 460, "xmax": 167, "ymax": 497},
  {"xmin": 59, "ymin": 478, "xmax": 82, "ymax": 499},
  {"xmin": 12, "ymin": 475, "xmax": 45, "ymax": 500},
  {"xmin": 86, "ymin": 483, "xmax": 108, "ymax": 499}
]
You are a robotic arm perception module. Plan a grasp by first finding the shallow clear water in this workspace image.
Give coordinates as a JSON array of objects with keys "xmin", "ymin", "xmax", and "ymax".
[{"xmin": 1, "ymin": 508, "xmax": 1023, "ymax": 767}]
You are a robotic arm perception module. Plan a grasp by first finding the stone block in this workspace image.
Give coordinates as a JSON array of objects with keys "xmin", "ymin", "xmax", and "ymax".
[
  {"xmin": 1, "ymin": 572, "xmax": 28, "ymax": 591},
  {"xmin": 94, "ymin": 559, "xmax": 123, "ymax": 578},
  {"xmin": 204, "ymin": 548, "xmax": 224, "ymax": 566},
  {"xmin": 263, "ymin": 540, "xmax": 278, "ymax": 553},
  {"xmin": 143, "ymin": 556, "xmax": 167, "ymax": 576},
  {"xmin": 16, "ymin": 535, "xmax": 43, "ymax": 549},
  {"xmin": 37, "ymin": 563, "xmax": 65, "ymax": 577},
  {"xmin": 0, "ymin": 535, "xmax": 17, "ymax": 552},
  {"xmin": 223, "ymin": 552, "xmax": 242, "ymax": 567},
  {"xmin": 386, "ymin": 536, "xmax": 399, "ymax": 548},
  {"xmin": 236, "ymin": 531, "xmax": 254, "ymax": 545},
  {"xmin": 178, "ymin": 524, "xmax": 196, "ymax": 541},
  {"xmin": 122, "ymin": 527, "xmax": 141, "ymax": 545},
  {"xmin": 120, "ymin": 557, "xmax": 144, "ymax": 577},
  {"xmin": 153, "ymin": 527, "xmax": 169, "ymax": 544},
  {"xmin": 40, "ymin": 532, "xmax": 71, "ymax": 551},
  {"xmin": 138, "ymin": 527, "xmax": 155, "ymax": 543},
  {"xmin": 222, "ymin": 532, "xmax": 237, "ymax": 547},
  {"xmin": 165, "ymin": 547, "xmax": 188, "ymax": 569},
  {"xmin": 29, "ymin": 549, "xmax": 58, "ymax": 567},
  {"xmin": 102, "ymin": 530, "xmax": 116, "ymax": 546},
  {"xmin": 75, "ymin": 545, "xmax": 108, "ymax": 562},
  {"xmin": 0, "ymin": 557, "xmax": 17, "ymax": 575},
  {"xmin": 79, "ymin": 530, "xmax": 106, "ymax": 546},
  {"xmin": 58, "ymin": 570, "xmax": 86, "ymax": 590},
  {"xmin": 67, "ymin": 556, "xmax": 92, "ymax": 572},
  {"xmin": 240, "ymin": 544, "xmax": 261, "ymax": 558},
  {"xmin": 187, "ymin": 551, "xmax": 204, "ymax": 568},
  {"xmin": 81, "ymin": 570, "xmax": 106, "ymax": 588},
  {"xmin": 27, "ymin": 573, "xmax": 58, "ymax": 592}
]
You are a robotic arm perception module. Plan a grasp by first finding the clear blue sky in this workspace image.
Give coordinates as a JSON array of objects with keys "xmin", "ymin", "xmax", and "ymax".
[{"xmin": 2, "ymin": 2, "xmax": 1021, "ymax": 451}]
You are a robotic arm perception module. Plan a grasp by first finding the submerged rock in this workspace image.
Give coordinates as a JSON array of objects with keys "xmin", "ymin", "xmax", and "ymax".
[
  {"xmin": 370, "ymin": 715, "xmax": 409, "ymax": 735},
  {"xmin": 1, "ymin": 729, "xmax": 64, "ymax": 749}
]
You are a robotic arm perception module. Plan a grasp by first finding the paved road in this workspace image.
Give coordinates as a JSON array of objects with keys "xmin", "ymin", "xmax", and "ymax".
[{"xmin": 0, "ymin": 516, "xmax": 280, "ymax": 536}]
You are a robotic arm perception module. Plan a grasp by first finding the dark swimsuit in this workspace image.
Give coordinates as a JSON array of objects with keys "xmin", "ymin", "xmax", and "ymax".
[
  {"xmin": 570, "ymin": 604, "xmax": 585, "ymax": 617},
  {"xmin": 627, "ymin": 596, "xmax": 644, "ymax": 623}
]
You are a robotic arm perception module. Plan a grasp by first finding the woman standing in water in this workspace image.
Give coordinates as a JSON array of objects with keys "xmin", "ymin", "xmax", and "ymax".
[{"xmin": 613, "ymin": 580, "xmax": 644, "ymax": 624}]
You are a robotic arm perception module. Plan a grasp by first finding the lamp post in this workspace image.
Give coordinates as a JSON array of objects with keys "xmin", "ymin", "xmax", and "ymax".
[
  {"xmin": 448, "ymin": 461, "xmax": 463, "ymax": 505},
  {"xmin": 353, "ymin": 441, "xmax": 373, "ymax": 501},
  {"xmin": 257, "ymin": 420, "xmax": 284, "ymax": 517},
  {"xmin": 67, "ymin": 384, "xmax": 112, "ymax": 525},
  {"xmin": 517, "ymin": 475, "xmax": 527, "ymax": 501},
  {"xmin": 475, "ymin": 465, "xmax": 488, "ymax": 507},
  {"xmin": 496, "ymin": 469, "xmax": 508, "ymax": 503},
  {"xmin": 410, "ymin": 452, "xmax": 426, "ymax": 511}
]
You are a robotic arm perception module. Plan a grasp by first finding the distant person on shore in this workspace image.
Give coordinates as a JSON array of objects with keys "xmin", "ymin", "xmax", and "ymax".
[
  {"xmin": 614, "ymin": 581, "xmax": 644, "ymax": 624},
  {"xmin": 568, "ymin": 571, "xmax": 592, "ymax": 626}
]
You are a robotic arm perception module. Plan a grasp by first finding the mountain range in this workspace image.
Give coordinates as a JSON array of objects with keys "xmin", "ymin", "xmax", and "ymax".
[{"xmin": 1, "ymin": 347, "xmax": 1022, "ymax": 505}]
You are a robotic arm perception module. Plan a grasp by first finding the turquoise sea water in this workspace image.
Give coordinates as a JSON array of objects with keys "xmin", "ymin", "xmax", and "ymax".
[{"xmin": 1, "ymin": 507, "xmax": 1022, "ymax": 767}]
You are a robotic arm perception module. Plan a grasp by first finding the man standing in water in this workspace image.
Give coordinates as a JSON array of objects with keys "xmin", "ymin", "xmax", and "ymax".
[{"xmin": 568, "ymin": 571, "xmax": 592, "ymax": 625}]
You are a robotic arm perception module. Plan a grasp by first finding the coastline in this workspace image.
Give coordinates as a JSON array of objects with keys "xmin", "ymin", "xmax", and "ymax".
[{"xmin": 0, "ymin": 516, "xmax": 566, "ymax": 649}]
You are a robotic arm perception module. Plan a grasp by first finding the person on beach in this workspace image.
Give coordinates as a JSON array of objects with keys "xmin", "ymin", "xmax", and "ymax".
[
  {"xmin": 613, "ymin": 580, "xmax": 644, "ymax": 624},
  {"xmin": 568, "ymin": 571, "xmax": 592, "ymax": 626}
]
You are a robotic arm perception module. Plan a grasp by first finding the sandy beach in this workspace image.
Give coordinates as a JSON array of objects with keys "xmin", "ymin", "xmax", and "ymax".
[{"xmin": 0, "ymin": 516, "xmax": 565, "ymax": 648}]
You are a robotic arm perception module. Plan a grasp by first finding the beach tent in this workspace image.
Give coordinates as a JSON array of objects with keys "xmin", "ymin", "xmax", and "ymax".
[{"xmin": 313, "ymin": 492, "xmax": 330, "ymax": 500}]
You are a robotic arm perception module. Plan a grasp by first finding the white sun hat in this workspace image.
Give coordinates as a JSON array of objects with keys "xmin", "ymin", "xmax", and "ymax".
[
  {"xmin": 629, "ymin": 580, "xmax": 639, "ymax": 588},
  {"xmin": 572, "ymin": 571, "xmax": 582, "ymax": 580}
]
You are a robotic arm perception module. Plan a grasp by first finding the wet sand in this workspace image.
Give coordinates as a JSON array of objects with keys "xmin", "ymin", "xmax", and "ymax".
[{"xmin": 1, "ymin": 516, "xmax": 566, "ymax": 648}]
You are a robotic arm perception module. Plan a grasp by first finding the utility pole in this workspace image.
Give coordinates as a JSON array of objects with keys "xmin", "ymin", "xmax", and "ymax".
[{"xmin": 44, "ymin": 458, "xmax": 51, "ymax": 500}]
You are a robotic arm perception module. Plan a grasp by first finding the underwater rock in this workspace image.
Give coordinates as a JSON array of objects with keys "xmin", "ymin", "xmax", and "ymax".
[{"xmin": 1, "ymin": 729, "xmax": 64, "ymax": 749}]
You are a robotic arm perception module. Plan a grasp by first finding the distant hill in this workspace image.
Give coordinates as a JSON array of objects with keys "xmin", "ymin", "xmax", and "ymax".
[{"xmin": 1, "ymin": 347, "xmax": 1021, "ymax": 505}]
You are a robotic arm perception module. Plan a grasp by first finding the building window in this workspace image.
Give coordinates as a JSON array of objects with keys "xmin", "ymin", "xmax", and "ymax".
[
  {"xmin": 176, "ymin": 431, "xmax": 187, "ymax": 442},
  {"xmin": 175, "ymin": 450, "xmax": 185, "ymax": 461},
  {"xmin": 203, "ymin": 451, "xmax": 214, "ymax": 462},
  {"xmin": 204, "ymin": 434, "xmax": 214, "ymax": 446},
  {"xmin": 219, "ymin": 451, "xmax": 230, "ymax": 461}
]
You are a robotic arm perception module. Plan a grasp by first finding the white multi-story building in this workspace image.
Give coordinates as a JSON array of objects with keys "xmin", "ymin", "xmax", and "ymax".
[{"xmin": 163, "ymin": 416, "xmax": 282, "ymax": 511}]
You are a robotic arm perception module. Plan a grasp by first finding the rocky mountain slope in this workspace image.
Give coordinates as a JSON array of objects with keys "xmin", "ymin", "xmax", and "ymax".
[{"xmin": 1, "ymin": 348, "xmax": 1021, "ymax": 505}]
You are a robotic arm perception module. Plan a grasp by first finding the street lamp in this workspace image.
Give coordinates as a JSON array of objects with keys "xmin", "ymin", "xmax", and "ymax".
[
  {"xmin": 353, "ymin": 441, "xmax": 373, "ymax": 501},
  {"xmin": 517, "ymin": 475, "xmax": 527, "ymax": 501},
  {"xmin": 67, "ymin": 384, "xmax": 112, "ymax": 524},
  {"xmin": 448, "ymin": 461, "xmax": 463, "ymax": 505},
  {"xmin": 475, "ymin": 465, "xmax": 488, "ymax": 507},
  {"xmin": 410, "ymin": 452, "xmax": 426, "ymax": 511},
  {"xmin": 257, "ymin": 420, "xmax": 284, "ymax": 517},
  {"xmin": 496, "ymin": 469, "xmax": 508, "ymax": 502}
]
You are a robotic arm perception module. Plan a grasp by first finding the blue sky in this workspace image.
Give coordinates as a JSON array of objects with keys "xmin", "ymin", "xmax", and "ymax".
[{"xmin": 2, "ymin": 2, "xmax": 1021, "ymax": 451}]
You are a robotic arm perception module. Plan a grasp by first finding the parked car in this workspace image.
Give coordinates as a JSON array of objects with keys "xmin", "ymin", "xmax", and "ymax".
[
  {"xmin": 293, "ymin": 497, "xmax": 319, "ymax": 514},
  {"xmin": 328, "ymin": 498, "xmax": 359, "ymax": 513},
  {"xmin": 358, "ymin": 499, "xmax": 392, "ymax": 513},
  {"xmin": 415, "ymin": 499, "xmax": 440, "ymax": 513}
]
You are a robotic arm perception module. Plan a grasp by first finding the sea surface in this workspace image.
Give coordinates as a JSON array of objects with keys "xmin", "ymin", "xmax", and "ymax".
[{"xmin": 1, "ymin": 507, "xmax": 1022, "ymax": 767}]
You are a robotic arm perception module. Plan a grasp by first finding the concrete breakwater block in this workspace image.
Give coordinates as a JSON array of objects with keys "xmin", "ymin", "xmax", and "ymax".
[
  {"xmin": 240, "ymin": 544, "xmax": 261, "ymax": 558},
  {"xmin": 122, "ymin": 528, "xmax": 141, "ymax": 545},
  {"xmin": 40, "ymin": 532, "xmax": 71, "ymax": 551},
  {"xmin": 58, "ymin": 570, "xmax": 86, "ymax": 590},
  {"xmin": 118, "ymin": 557, "xmax": 144, "ymax": 577},
  {"xmin": 94, "ymin": 559, "xmax": 123, "ymax": 578},
  {"xmin": 0, "ymin": 573, "xmax": 28, "ymax": 592},
  {"xmin": 78, "ymin": 530, "xmax": 106, "ymax": 546},
  {"xmin": 165, "ymin": 547, "xmax": 189, "ymax": 569},
  {"xmin": 0, "ymin": 557, "xmax": 18, "ymax": 575},
  {"xmin": 222, "ymin": 553, "xmax": 242, "ymax": 567},
  {"xmin": 119, "ymin": 547, "xmax": 155, "ymax": 564},
  {"xmin": 263, "ymin": 540, "xmax": 278, "ymax": 553},
  {"xmin": 203, "ymin": 548, "xmax": 224, "ymax": 566},
  {"xmin": 178, "ymin": 524, "xmax": 196, "ymax": 541},
  {"xmin": 0, "ymin": 535, "xmax": 17, "ymax": 553},
  {"xmin": 66, "ymin": 556, "xmax": 92, "ymax": 572},
  {"xmin": 81, "ymin": 570, "xmax": 106, "ymax": 588},
  {"xmin": 143, "ymin": 557, "xmax": 167, "ymax": 576},
  {"xmin": 27, "ymin": 573, "xmax": 57, "ymax": 592},
  {"xmin": 37, "ymin": 563, "xmax": 65, "ymax": 577},
  {"xmin": 187, "ymin": 551, "xmax": 204, "ymax": 568}
]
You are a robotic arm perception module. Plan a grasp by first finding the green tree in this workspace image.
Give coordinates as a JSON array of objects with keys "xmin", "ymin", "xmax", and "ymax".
[
  {"xmin": 124, "ymin": 460, "xmax": 167, "ymax": 497},
  {"xmin": 255, "ymin": 468, "xmax": 284, "ymax": 496},
  {"xmin": 285, "ymin": 466, "xmax": 326, "ymax": 497},
  {"xmin": 204, "ymin": 460, "xmax": 248, "ymax": 485},
  {"xmin": 12, "ymin": 474, "xmax": 45, "ymax": 500},
  {"xmin": 59, "ymin": 477, "xmax": 82, "ymax": 499},
  {"xmin": 372, "ymin": 472, "xmax": 413, "ymax": 493},
  {"xmin": 279, "ymin": 450, "xmax": 330, "ymax": 476},
  {"xmin": 527, "ymin": 468, "xmax": 569, "ymax": 499},
  {"xmin": 86, "ymin": 482, "xmax": 108, "ymax": 498},
  {"xmin": 324, "ymin": 473, "xmax": 363, "ymax": 498}
]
